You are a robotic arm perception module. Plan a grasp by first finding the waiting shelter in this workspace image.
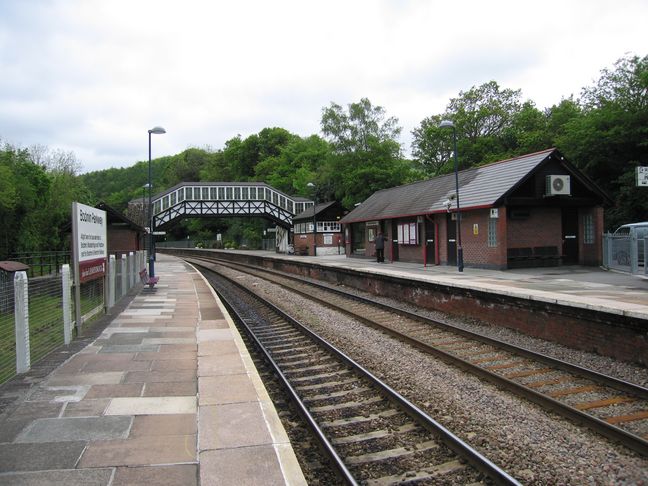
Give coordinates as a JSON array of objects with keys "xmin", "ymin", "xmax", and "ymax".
[{"xmin": 340, "ymin": 148, "xmax": 611, "ymax": 269}]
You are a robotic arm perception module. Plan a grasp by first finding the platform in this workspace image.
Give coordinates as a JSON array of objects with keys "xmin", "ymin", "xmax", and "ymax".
[
  {"xmin": 0, "ymin": 254, "xmax": 306, "ymax": 486},
  {"xmin": 239, "ymin": 250, "xmax": 648, "ymax": 320}
]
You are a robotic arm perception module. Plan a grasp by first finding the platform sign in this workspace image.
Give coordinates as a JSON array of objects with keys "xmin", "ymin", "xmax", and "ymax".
[
  {"xmin": 72, "ymin": 202, "xmax": 107, "ymax": 283},
  {"xmin": 637, "ymin": 166, "xmax": 648, "ymax": 187}
]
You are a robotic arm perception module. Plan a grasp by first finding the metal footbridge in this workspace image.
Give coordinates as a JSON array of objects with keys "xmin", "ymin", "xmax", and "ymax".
[{"xmin": 151, "ymin": 182, "xmax": 313, "ymax": 230}]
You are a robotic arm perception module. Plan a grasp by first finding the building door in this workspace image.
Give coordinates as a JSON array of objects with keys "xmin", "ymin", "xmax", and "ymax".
[
  {"xmin": 425, "ymin": 218, "xmax": 436, "ymax": 265},
  {"xmin": 391, "ymin": 220, "xmax": 399, "ymax": 262},
  {"xmin": 562, "ymin": 207, "xmax": 579, "ymax": 264},
  {"xmin": 446, "ymin": 214, "xmax": 457, "ymax": 266}
]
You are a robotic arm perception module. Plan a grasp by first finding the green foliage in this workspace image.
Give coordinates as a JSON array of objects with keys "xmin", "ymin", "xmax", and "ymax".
[
  {"xmin": 4, "ymin": 54, "xmax": 647, "ymax": 255},
  {"xmin": 411, "ymin": 54, "xmax": 648, "ymax": 227},
  {"xmin": 0, "ymin": 143, "xmax": 92, "ymax": 259}
]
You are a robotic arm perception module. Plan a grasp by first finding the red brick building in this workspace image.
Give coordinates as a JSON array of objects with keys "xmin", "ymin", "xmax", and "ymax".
[
  {"xmin": 340, "ymin": 149, "xmax": 611, "ymax": 269},
  {"xmin": 292, "ymin": 201, "xmax": 345, "ymax": 256},
  {"xmin": 96, "ymin": 202, "xmax": 146, "ymax": 254}
]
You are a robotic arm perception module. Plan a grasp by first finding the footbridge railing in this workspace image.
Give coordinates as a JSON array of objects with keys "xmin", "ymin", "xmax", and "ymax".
[{"xmin": 152, "ymin": 182, "xmax": 313, "ymax": 229}]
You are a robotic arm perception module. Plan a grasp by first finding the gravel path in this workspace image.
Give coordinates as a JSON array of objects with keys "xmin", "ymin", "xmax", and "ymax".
[{"xmin": 234, "ymin": 269, "xmax": 648, "ymax": 485}]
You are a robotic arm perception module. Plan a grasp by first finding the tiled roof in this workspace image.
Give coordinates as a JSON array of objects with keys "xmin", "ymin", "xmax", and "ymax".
[{"xmin": 340, "ymin": 149, "xmax": 556, "ymax": 223}]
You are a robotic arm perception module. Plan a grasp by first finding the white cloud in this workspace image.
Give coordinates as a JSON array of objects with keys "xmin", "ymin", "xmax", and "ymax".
[{"xmin": 0, "ymin": 0, "xmax": 646, "ymax": 172}]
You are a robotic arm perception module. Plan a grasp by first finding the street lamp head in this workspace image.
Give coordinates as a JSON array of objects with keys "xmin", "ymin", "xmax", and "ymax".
[
  {"xmin": 439, "ymin": 120, "xmax": 455, "ymax": 129},
  {"xmin": 307, "ymin": 182, "xmax": 315, "ymax": 188},
  {"xmin": 148, "ymin": 126, "xmax": 166, "ymax": 135}
]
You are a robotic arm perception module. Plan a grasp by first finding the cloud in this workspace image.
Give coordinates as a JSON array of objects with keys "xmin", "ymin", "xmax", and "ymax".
[{"xmin": 0, "ymin": 0, "xmax": 646, "ymax": 172}]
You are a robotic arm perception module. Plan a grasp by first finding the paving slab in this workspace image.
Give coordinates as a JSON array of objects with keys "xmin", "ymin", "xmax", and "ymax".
[
  {"xmin": 15, "ymin": 416, "xmax": 132, "ymax": 443},
  {"xmin": 46, "ymin": 371, "xmax": 124, "ymax": 386},
  {"xmin": 200, "ymin": 445, "xmax": 287, "ymax": 486},
  {"xmin": 97, "ymin": 343, "xmax": 174, "ymax": 353},
  {"xmin": 197, "ymin": 329, "xmax": 233, "ymax": 342},
  {"xmin": 84, "ymin": 383, "xmax": 143, "ymax": 399},
  {"xmin": 112, "ymin": 465, "xmax": 198, "ymax": 486},
  {"xmin": 151, "ymin": 358, "xmax": 197, "ymax": 371},
  {"xmin": 0, "ymin": 468, "xmax": 113, "ymax": 486},
  {"xmin": 198, "ymin": 354, "xmax": 246, "ymax": 376},
  {"xmin": 124, "ymin": 370, "xmax": 197, "ymax": 384},
  {"xmin": 5, "ymin": 401, "xmax": 63, "ymax": 421},
  {"xmin": 198, "ymin": 340, "xmax": 240, "ymax": 357},
  {"xmin": 28, "ymin": 385, "xmax": 88, "ymax": 402},
  {"xmin": 78, "ymin": 434, "xmax": 197, "ymax": 467},
  {"xmin": 62, "ymin": 398, "xmax": 110, "ymax": 417},
  {"xmin": 0, "ymin": 441, "xmax": 87, "ymax": 472},
  {"xmin": 105, "ymin": 396, "xmax": 196, "ymax": 415},
  {"xmin": 143, "ymin": 381, "xmax": 197, "ymax": 397},
  {"xmin": 198, "ymin": 374, "xmax": 259, "ymax": 405},
  {"xmin": 199, "ymin": 402, "xmax": 273, "ymax": 450},
  {"xmin": 130, "ymin": 414, "xmax": 197, "ymax": 438}
]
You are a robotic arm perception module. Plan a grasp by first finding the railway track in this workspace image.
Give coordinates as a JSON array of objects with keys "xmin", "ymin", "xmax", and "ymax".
[
  {"xmin": 184, "ymin": 254, "xmax": 648, "ymax": 457},
  {"xmin": 199, "ymin": 263, "xmax": 520, "ymax": 485}
]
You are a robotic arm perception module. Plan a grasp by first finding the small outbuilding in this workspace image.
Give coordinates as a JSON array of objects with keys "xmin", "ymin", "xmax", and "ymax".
[
  {"xmin": 340, "ymin": 148, "xmax": 612, "ymax": 269},
  {"xmin": 292, "ymin": 201, "xmax": 345, "ymax": 256},
  {"xmin": 95, "ymin": 202, "xmax": 146, "ymax": 254}
]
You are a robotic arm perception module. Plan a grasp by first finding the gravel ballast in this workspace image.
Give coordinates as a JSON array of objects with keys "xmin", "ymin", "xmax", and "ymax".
[{"xmin": 227, "ymin": 268, "xmax": 648, "ymax": 485}]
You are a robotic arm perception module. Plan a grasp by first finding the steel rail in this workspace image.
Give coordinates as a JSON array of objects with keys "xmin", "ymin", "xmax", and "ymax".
[
  {"xmin": 184, "ymin": 253, "xmax": 648, "ymax": 457},
  {"xmin": 195, "ymin": 261, "xmax": 522, "ymax": 486}
]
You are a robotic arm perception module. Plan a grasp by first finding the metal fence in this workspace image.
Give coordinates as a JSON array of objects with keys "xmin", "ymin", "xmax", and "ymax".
[
  {"xmin": 603, "ymin": 234, "xmax": 647, "ymax": 275},
  {"xmin": 0, "ymin": 250, "xmax": 146, "ymax": 385},
  {"xmin": 8, "ymin": 251, "xmax": 71, "ymax": 278}
]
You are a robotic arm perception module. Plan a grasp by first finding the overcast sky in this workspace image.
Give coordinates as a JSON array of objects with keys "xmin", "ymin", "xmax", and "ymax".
[{"xmin": 1, "ymin": 0, "xmax": 646, "ymax": 173}]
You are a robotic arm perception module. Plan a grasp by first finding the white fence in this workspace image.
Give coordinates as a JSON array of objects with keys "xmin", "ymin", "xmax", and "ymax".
[
  {"xmin": 603, "ymin": 234, "xmax": 647, "ymax": 275},
  {"xmin": 2, "ymin": 250, "xmax": 146, "ymax": 384}
]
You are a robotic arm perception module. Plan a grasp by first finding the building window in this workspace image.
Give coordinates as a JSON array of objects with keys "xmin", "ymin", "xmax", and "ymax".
[
  {"xmin": 584, "ymin": 214, "xmax": 594, "ymax": 244},
  {"xmin": 488, "ymin": 218, "xmax": 497, "ymax": 247},
  {"xmin": 397, "ymin": 222, "xmax": 417, "ymax": 245}
]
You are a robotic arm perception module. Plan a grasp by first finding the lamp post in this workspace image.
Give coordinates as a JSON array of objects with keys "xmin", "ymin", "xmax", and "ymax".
[
  {"xmin": 307, "ymin": 182, "xmax": 317, "ymax": 256},
  {"xmin": 148, "ymin": 126, "xmax": 166, "ymax": 278},
  {"xmin": 142, "ymin": 183, "xmax": 150, "ymax": 227},
  {"xmin": 439, "ymin": 120, "xmax": 463, "ymax": 272}
]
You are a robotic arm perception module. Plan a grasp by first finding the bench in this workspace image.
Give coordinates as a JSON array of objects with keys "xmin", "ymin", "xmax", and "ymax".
[
  {"xmin": 507, "ymin": 247, "xmax": 533, "ymax": 268},
  {"xmin": 139, "ymin": 268, "xmax": 159, "ymax": 288},
  {"xmin": 533, "ymin": 246, "xmax": 561, "ymax": 267},
  {"xmin": 507, "ymin": 247, "xmax": 561, "ymax": 268}
]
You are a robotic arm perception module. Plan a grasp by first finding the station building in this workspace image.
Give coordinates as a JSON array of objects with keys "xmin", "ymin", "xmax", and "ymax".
[
  {"xmin": 339, "ymin": 148, "xmax": 611, "ymax": 269},
  {"xmin": 292, "ymin": 201, "xmax": 345, "ymax": 256}
]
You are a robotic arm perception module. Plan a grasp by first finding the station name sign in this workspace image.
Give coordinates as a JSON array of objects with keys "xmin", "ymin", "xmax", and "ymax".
[{"xmin": 72, "ymin": 202, "xmax": 107, "ymax": 283}]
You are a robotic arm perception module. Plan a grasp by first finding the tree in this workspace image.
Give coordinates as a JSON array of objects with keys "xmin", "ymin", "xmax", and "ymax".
[
  {"xmin": 555, "ymin": 55, "xmax": 648, "ymax": 228},
  {"xmin": 319, "ymin": 98, "xmax": 411, "ymax": 207},
  {"xmin": 321, "ymin": 98, "xmax": 402, "ymax": 155},
  {"xmin": 411, "ymin": 81, "xmax": 525, "ymax": 172}
]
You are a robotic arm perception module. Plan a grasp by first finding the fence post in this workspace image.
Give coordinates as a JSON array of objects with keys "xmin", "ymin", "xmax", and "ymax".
[
  {"xmin": 605, "ymin": 234, "xmax": 613, "ymax": 269},
  {"xmin": 630, "ymin": 233, "xmax": 638, "ymax": 274},
  {"xmin": 128, "ymin": 252, "xmax": 134, "ymax": 289},
  {"xmin": 14, "ymin": 271, "xmax": 30, "ymax": 374},
  {"xmin": 62, "ymin": 264, "xmax": 73, "ymax": 345},
  {"xmin": 121, "ymin": 256, "xmax": 128, "ymax": 295},
  {"xmin": 107, "ymin": 255, "xmax": 115, "ymax": 309}
]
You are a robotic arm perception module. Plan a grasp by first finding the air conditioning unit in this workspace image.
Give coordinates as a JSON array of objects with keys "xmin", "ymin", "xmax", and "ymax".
[{"xmin": 546, "ymin": 175, "xmax": 571, "ymax": 196}]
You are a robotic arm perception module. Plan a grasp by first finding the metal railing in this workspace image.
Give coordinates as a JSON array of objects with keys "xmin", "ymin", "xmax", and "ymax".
[
  {"xmin": 8, "ymin": 251, "xmax": 71, "ymax": 278},
  {"xmin": 603, "ymin": 234, "xmax": 647, "ymax": 275},
  {"xmin": 0, "ymin": 250, "xmax": 146, "ymax": 385}
]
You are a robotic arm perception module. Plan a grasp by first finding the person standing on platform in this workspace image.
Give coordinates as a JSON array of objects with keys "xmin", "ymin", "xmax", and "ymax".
[{"xmin": 375, "ymin": 231, "xmax": 385, "ymax": 263}]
